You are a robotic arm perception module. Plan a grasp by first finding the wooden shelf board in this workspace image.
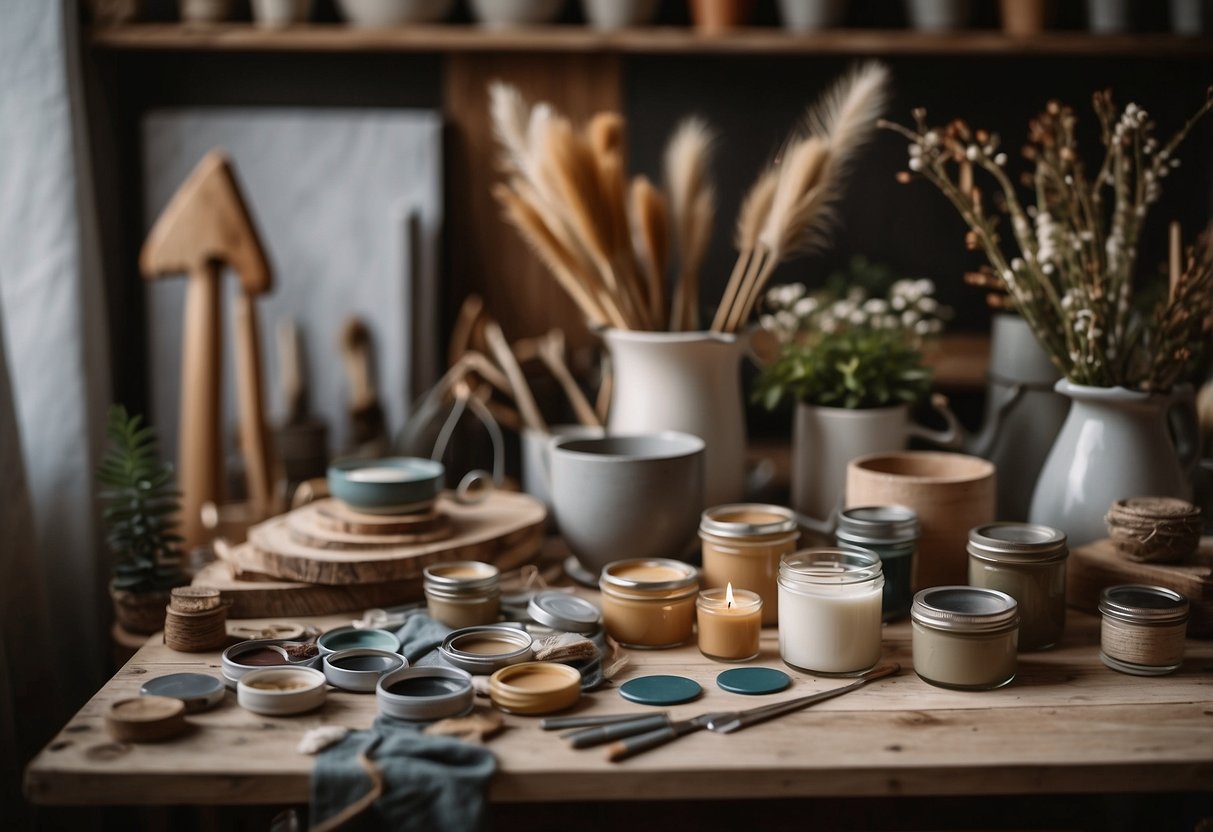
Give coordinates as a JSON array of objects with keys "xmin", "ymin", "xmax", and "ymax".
[{"xmin": 89, "ymin": 24, "xmax": 1213, "ymax": 58}]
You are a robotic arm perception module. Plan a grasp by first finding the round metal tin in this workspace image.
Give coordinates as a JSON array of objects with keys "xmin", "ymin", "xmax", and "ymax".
[
  {"xmin": 439, "ymin": 625, "xmax": 535, "ymax": 675},
  {"xmin": 317, "ymin": 626, "xmax": 400, "ymax": 656},
  {"xmin": 911, "ymin": 586, "xmax": 1019, "ymax": 633},
  {"xmin": 599, "ymin": 558, "xmax": 699, "ymax": 593},
  {"xmin": 1098, "ymin": 584, "xmax": 1189, "ymax": 625},
  {"xmin": 140, "ymin": 673, "xmax": 226, "ymax": 713},
  {"xmin": 526, "ymin": 591, "xmax": 602, "ymax": 633},
  {"xmin": 968, "ymin": 523, "xmax": 1067, "ymax": 564},
  {"xmin": 377, "ymin": 666, "xmax": 474, "ymax": 721},
  {"xmin": 323, "ymin": 648, "xmax": 408, "ymax": 693},
  {"xmin": 836, "ymin": 505, "xmax": 920, "ymax": 546},
  {"xmin": 700, "ymin": 503, "xmax": 798, "ymax": 539}
]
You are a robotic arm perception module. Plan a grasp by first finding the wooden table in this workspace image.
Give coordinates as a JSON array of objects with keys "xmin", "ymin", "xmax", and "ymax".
[{"xmin": 23, "ymin": 608, "xmax": 1213, "ymax": 809}]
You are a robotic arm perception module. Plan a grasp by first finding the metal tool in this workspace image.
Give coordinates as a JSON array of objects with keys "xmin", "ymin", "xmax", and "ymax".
[
  {"xmin": 563, "ymin": 714, "xmax": 674, "ymax": 748},
  {"xmin": 605, "ymin": 712, "xmax": 726, "ymax": 762},
  {"xmin": 540, "ymin": 712, "xmax": 668, "ymax": 731},
  {"xmin": 705, "ymin": 663, "xmax": 900, "ymax": 734}
]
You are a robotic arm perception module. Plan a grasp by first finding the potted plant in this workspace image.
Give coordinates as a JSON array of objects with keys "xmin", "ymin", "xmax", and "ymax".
[
  {"xmin": 753, "ymin": 272, "xmax": 958, "ymax": 523},
  {"xmin": 98, "ymin": 405, "xmax": 189, "ymax": 635},
  {"xmin": 884, "ymin": 88, "xmax": 1213, "ymax": 543}
]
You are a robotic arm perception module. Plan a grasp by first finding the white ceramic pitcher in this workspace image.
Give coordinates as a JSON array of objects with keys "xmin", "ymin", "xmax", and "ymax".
[{"xmin": 603, "ymin": 329, "xmax": 748, "ymax": 507}]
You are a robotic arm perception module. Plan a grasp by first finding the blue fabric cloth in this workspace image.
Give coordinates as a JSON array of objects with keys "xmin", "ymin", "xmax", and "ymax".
[{"xmin": 310, "ymin": 615, "xmax": 496, "ymax": 831}]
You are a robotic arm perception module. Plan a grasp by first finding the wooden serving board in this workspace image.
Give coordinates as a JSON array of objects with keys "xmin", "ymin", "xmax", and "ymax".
[
  {"xmin": 311, "ymin": 500, "xmax": 443, "ymax": 535},
  {"xmin": 192, "ymin": 560, "xmax": 423, "ymax": 618},
  {"xmin": 1068, "ymin": 536, "xmax": 1213, "ymax": 638},
  {"xmin": 234, "ymin": 490, "xmax": 545, "ymax": 585},
  {"xmin": 285, "ymin": 502, "xmax": 453, "ymax": 549}
]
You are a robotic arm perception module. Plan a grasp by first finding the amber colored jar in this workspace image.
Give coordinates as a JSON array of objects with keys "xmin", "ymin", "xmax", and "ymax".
[
  {"xmin": 599, "ymin": 558, "xmax": 699, "ymax": 648},
  {"xmin": 423, "ymin": 561, "xmax": 501, "ymax": 629},
  {"xmin": 700, "ymin": 504, "xmax": 798, "ymax": 626}
]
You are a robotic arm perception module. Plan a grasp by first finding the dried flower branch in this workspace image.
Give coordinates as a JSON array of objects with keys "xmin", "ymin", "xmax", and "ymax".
[{"xmin": 882, "ymin": 87, "xmax": 1213, "ymax": 390}]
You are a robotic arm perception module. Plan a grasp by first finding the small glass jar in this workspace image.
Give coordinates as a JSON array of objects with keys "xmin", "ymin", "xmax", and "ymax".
[
  {"xmin": 777, "ymin": 548, "xmax": 884, "ymax": 676},
  {"xmin": 1098, "ymin": 585, "xmax": 1189, "ymax": 676},
  {"xmin": 696, "ymin": 586, "xmax": 762, "ymax": 662},
  {"xmin": 700, "ymin": 504, "xmax": 799, "ymax": 626},
  {"xmin": 423, "ymin": 561, "xmax": 501, "ymax": 629},
  {"xmin": 599, "ymin": 558, "xmax": 699, "ymax": 648},
  {"xmin": 911, "ymin": 586, "xmax": 1019, "ymax": 691},
  {"xmin": 967, "ymin": 523, "xmax": 1068, "ymax": 651},
  {"xmin": 835, "ymin": 505, "xmax": 919, "ymax": 622}
]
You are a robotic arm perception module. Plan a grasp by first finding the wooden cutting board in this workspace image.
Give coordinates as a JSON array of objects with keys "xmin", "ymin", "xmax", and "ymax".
[
  {"xmin": 1067, "ymin": 537, "xmax": 1213, "ymax": 638},
  {"xmin": 192, "ymin": 560, "xmax": 423, "ymax": 618},
  {"xmin": 233, "ymin": 490, "xmax": 546, "ymax": 585}
]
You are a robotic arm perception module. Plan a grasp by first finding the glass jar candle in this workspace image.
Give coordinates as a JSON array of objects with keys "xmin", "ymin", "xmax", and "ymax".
[
  {"xmin": 835, "ymin": 505, "xmax": 919, "ymax": 622},
  {"xmin": 423, "ymin": 561, "xmax": 501, "ymax": 629},
  {"xmin": 777, "ymin": 548, "xmax": 884, "ymax": 676},
  {"xmin": 696, "ymin": 584, "xmax": 762, "ymax": 662},
  {"xmin": 911, "ymin": 586, "xmax": 1019, "ymax": 690},
  {"xmin": 967, "ymin": 523, "xmax": 1068, "ymax": 651},
  {"xmin": 1098, "ymin": 585, "xmax": 1189, "ymax": 676},
  {"xmin": 599, "ymin": 558, "xmax": 698, "ymax": 649},
  {"xmin": 700, "ymin": 504, "xmax": 799, "ymax": 626}
]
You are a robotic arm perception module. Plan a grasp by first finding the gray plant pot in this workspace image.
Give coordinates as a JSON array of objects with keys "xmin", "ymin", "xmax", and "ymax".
[
  {"xmin": 1169, "ymin": 0, "xmax": 1210, "ymax": 34},
  {"xmin": 777, "ymin": 0, "xmax": 847, "ymax": 31},
  {"xmin": 581, "ymin": 0, "xmax": 659, "ymax": 28},
  {"xmin": 1086, "ymin": 0, "xmax": 1132, "ymax": 33},
  {"xmin": 905, "ymin": 0, "xmax": 969, "ymax": 30}
]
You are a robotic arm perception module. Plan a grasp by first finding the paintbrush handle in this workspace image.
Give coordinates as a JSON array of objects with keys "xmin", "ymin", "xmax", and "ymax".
[
  {"xmin": 542, "ymin": 712, "xmax": 667, "ymax": 731},
  {"xmin": 566, "ymin": 715, "xmax": 671, "ymax": 749}
]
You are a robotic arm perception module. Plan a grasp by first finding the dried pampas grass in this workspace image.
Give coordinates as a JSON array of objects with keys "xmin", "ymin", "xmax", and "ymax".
[{"xmin": 665, "ymin": 117, "xmax": 716, "ymax": 331}]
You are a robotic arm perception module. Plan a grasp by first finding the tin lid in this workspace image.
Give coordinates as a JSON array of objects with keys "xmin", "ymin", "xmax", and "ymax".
[
  {"xmin": 1098, "ymin": 584, "xmax": 1189, "ymax": 625},
  {"xmin": 599, "ymin": 558, "xmax": 699, "ymax": 592},
  {"xmin": 139, "ymin": 673, "xmax": 225, "ymax": 713},
  {"xmin": 911, "ymin": 586, "xmax": 1019, "ymax": 632},
  {"xmin": 967, "ymin": 523, "xmax": 1067, "ymax": 563},
  {"xmin": 836, "ymin": 505, "xmax": 920, "ymax": 545},
  {"xmin": 700, "ymin": 503, "xmax": 798, "ymax": 538},
  {"xmin": 526, "ymin": 591, "xmax": 602, "ymax": 633},
  {"xmin": 779, "ymin": 548, "xmax": 883, "ymax": 585},
  {"xmin": 423, "ymin": 561, "xmax": 500, "ymax": 592}
]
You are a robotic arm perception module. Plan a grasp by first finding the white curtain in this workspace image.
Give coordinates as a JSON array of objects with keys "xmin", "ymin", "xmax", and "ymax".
[{"xmin": 0, "ymin": 0, "xmax": 111, "ymax": 794}]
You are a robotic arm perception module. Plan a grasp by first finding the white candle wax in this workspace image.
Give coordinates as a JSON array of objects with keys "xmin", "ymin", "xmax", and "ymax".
[{"xmin": 778, "ymin": 582, "xmax": 883, "ymax": 675}]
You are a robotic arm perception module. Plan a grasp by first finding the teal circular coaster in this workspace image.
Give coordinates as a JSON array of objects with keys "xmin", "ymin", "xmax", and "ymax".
[
  {"xmin": 716, "ymin": 667, "xmax": 791, "ymax": 696},
  {"xmin": 618, "ymin": 675, "xmax": 702, "ymax": 706}
]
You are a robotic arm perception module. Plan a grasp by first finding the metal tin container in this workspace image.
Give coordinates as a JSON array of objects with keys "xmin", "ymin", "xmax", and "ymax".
[
  {"xmin": 778, "ymin": 548, "xmax": 884, "ymax": 676},
  {"xmin": 599, "ymin": 558, "xmax": 699, "ymax": 649},
  {"xmin": 237, "ymin": 667, "xmax": 327, "ymax": 715},
  {"xmin": 488, "ymin": 662, "xmax": 582, "ymax": 715},
  {"xmin": 323, "ymin": 648, "xmax": 407, "ymax": 692},
  {"xmin": 1098, "ymin": 585, "xmax": 1189, "ymax": 676},
  {"xmin": 967, "ymin": 522, "xmax": 1068, "ymax": 651},
  {"xmin": 439, "ymin": 625, "xmax": 535, "ymax": 675},
  {"xmin": 700, "ymin": 503, "xmax": 799, "ymax": 626},
  {"xmin": 911, "ymin": 586, "xmax": 1019, "ymax": 690},
  {"xmin": 377, "ymin": 666, "xmax": 475, "ymax": 721},
  {"xmin": 835, "ymin": 505, "xmax": 919, "ymax": 622},
  {"xmin": 221, "ymin": 639, "xmax": 321, "ymax": 687},
  {"xmin": 423, "ymin": 561, "xmax": 501, "ymax": 628},
  {"xmin": 317, "ymin": 626, "xmax": 400, "ymax": 656},
  {"xmin": 526, "ymin": 591, "xmax": 602, "ymax": 634}
]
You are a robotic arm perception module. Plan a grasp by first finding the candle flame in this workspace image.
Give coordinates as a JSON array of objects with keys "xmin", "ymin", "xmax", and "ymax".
[{"xmin": 725, "ymin": 582, "xmax": 734, "ymax": 609}]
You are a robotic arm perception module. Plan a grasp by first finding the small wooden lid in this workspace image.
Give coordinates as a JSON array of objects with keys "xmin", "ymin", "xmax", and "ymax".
[
  {"xmin": 170, "ymin": 586, "xmax": 222, "ymax": 613},
  {"xmin": 105, "ymin": 696, "xmax": 187, "ymax": 742}
]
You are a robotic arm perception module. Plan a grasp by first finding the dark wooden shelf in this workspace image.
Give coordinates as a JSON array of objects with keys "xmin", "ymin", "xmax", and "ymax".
[{"xmin": 89, "ymin": 24, "xmax": 1213, "ymax": 58}]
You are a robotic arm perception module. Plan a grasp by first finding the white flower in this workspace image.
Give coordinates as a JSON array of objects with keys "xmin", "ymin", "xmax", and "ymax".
[
  {"xmin": 848, "ymin": 310, "xmax": 867, "ymax": 326},
  {"xmin": 994, "ymin": 153, "xmax": 1007, "ymax": 166},
  {"xmin": 914, "ymin": 319, "xmax": 933, "ymax": 336},
  {"xmin": 862, "ymin": 298, "xmax": 889, "ymax": 314},
  {"xmin": 1010, "ymin": 258, "xmax": 1025, "ymax": 272},
  {"xmin": 908, "ymin": 158, "xmax": 923, "ymax": 172},
  {"xmin": 891, "ymin": 295, "xmax": 907, "ymax": 311},
  {"xmin": 924, "ymin": 131, "xmax": 939, "ymax": 146},
  {"xmin": 915, "ymin": 278, "xmax": 935, "ymax": 296},
  {"xmin": 759, "ymin": 314, "xmax": 777, "ymax": 331},
  {"xmin": 965, "ymin": 145, "xmax": 980, "ymax": 161},
  {"xmin": 793, "ymin": 297, "xmax": 818, "ymax": 317},
  {"xmin": 902, "ymin": 310, "xmax": 921, "ymax": 327},
  {"xmin": 775, "ymin": 310, "xmax": 798, "ymax": 332},
  {"xmin": 917, "ymin": 297, "xmax": 939, "ymax": 314}
]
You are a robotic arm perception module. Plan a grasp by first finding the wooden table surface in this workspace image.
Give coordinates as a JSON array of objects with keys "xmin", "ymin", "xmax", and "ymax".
[{"xmin": 24, "ymin": 607, "xmax": 1213, "ymax": 807}]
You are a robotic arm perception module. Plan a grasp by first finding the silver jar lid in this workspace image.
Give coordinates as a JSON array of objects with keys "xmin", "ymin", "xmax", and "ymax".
[
  {"xmin": 836, "ymin": 505, "xmax": 919, "ymax": 545},
  {"xmin": 599, "ymin": 558, "xmax": 699, "ymax": 592},
  {"xmin": 423, "ymin": 561, "xmax": 500, "ymax": 593},
  {"xmin": 911, "ymin": 586, "xmax": 1019, "ymax": 632},
  {"xmin": 968, "ymin": 523, "xmax": 1067, "ymax": 564},
  {"xmin": 526, "ymin": 591, "xmax": 602, "ymax": 634},
  {"xmin": 700, "ymin": 503, "xmax": 798, "ymax": 538},
  {"xmin": 779, "ymin": 548, "xmax": 883, "ymax": 585},
  {"xmin": 1098, "ymin": 584, "xmax": 1189, "ymax": 625},
  {"xmin": 439, "ymin": 625, "xmax": 535, "ymax": 674}
]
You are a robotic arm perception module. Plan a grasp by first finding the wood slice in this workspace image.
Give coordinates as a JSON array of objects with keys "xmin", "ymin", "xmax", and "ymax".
[
  {"xmin": 105, "ymin": 696, "xmax": 187, "ymax": 743},
  {"xmin": 1068, "ymin": 537, "xmax": 1213, "ymax": 638},
  {"xmin": 240, "ymin": 490, "xmax": 545, "ymax": 585},
  {"xmin": 285, "ymin": 503, "xmax": 453, "ymax": 549},
  {"xmin": 193, "ymin": 560, "xmax": 423, "ymax": 619},
  {"xmin": 312, "ymin": 498, "xmax": 443, "ymax": 535}
]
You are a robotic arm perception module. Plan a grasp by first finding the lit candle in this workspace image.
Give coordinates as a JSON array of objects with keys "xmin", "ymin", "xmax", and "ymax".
[{"xmin": 696, "ymin": 583, "xmax": 763, "ymax": 662}]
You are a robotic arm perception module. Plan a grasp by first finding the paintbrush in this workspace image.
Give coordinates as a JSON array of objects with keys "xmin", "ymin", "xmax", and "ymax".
[{"xmin": 338, "ymin": 318, "xmax": 388, "ymax": 456}]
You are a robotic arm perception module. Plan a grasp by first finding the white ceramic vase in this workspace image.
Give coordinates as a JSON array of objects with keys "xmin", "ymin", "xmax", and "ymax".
[
  {"xmin": 777, "ymin": 0, "xmax": 847, "ymax": 30},
  {"xmin": 1028, "ymin": 380, "xmax": 1201, "ymax": 546},
  {"xmin": 604, "ymin": 329, "xmax": 748, "ymax": 508},
  {"xmin": 336, "ymin": 0, "xmax": 454, "ymax": 25},
  {"xmin": 251, "ymin": 0, "xmax": 313, "ymax": 26},
  {"xmin": 1086, "ymin": 0, "xmax": 1131, "ymax": 32},
  {"xmin": 1169, "ymin": 0, "xmax": 1209, "ymax": 34},
  {"xmin": 792, "ymin": 399, "xmax": 960, "ymax": 525}
]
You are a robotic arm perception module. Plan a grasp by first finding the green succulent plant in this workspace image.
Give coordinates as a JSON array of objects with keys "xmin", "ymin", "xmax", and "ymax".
[
  {"xmin": 96, "ymin": 405, "xmax": 188, "ymax": 593},
  {"xmin": 753, "ymin": 328, "xmax": 933, "ymax": 411}
]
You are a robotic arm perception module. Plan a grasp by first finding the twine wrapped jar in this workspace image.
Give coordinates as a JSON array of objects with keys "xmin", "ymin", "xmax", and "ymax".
[{"xmin": 1105, "ymin": 497, "xmax": 1202, "ymax": 563}]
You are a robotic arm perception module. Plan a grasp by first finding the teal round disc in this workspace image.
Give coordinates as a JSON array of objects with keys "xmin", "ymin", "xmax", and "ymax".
[
  {"xmin": 618, "ymin": 675, "xmax": 702, "ymax": 706},
  {"xmin": 716, "ymin": 667, "xmax": 791, "ymax": 696}
]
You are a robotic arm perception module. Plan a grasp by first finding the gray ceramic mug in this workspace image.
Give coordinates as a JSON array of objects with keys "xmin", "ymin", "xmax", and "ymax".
[{"xmin": 549, "ymin": 432, "xmax": 706, "ymax": 578}]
